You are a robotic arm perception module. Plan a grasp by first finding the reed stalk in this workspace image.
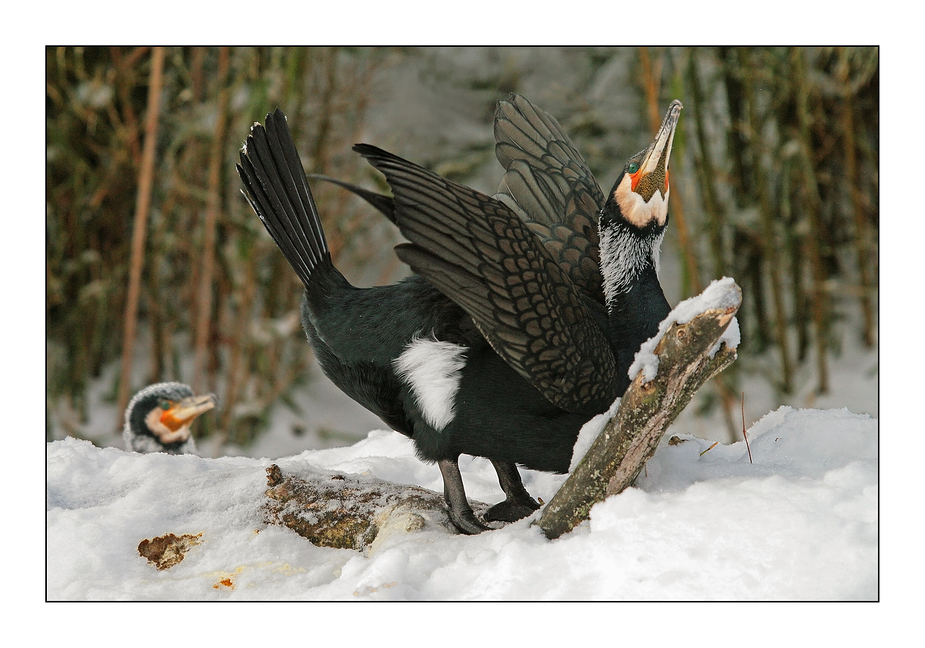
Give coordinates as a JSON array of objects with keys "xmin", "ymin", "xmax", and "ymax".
[{"xmin": 117, "ymin": 46, "xmax": 166, "ymax": 428}]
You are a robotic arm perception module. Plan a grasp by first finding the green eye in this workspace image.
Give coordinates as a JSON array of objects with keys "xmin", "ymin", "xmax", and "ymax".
[
  {"xmin": 160, "ymin": 400, "xmax": 171, "ymax": 410},
  {"xmin": 627, "ymin": 163, "xmax": 639, "ymax": 174}
]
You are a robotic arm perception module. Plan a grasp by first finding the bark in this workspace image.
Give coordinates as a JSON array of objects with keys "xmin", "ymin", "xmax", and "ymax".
[
  {"xmin": 263, "ymin": 464, "xmax": 493, "ymax": 554},
  {"xmin": 263, "ymin": 282, "xmax": 741, "ymax": 549}
]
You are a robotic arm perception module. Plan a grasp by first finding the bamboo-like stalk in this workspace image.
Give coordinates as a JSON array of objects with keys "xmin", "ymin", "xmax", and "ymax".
[
  {"xmin": 742, "ymin": 48, "xmax": 793, "ymax": 394},
  {"xmin": 669, "ymin": 119, "xmax": 700, "ymax": 295},
  {"xmin": 110, "ymin": 46, "xmax": 145, "ymax": 165},
  {"xmin": 722, "ymin": 49, "xmax": 771, "ymax": 352},
  {"xmin": 791, "ymin": 48, "xmax": 830, "ymax": 393},
  {"xmin": 312, "ymin": 48, "xmax": 338, "ymax": 173},
  {"xmin": 116, "ymin": 46, "xmax": 166, "ymax": 429},
  {"xmin": 838, "ymin": 48, "xmax": 875, "ymax": 349},
  {"xmin": 779, "ymin": 156, "xmax": 810, "ymax": 363},
  {"xmin": 686, "ymin": 49, "xmax": 741, "ymax": 439},
  {"xmin": 721, "ymin": 48, "xmax": 755, "ymax": 204},
  {"xmin": 219, "ymin": 253, "xmax": 258, "ymax": 443},
  {"xmin": 638, "ymin": 47, "xmax": 663, "ymax": 134},
  {"xmin": 148, "ymin": 190, "xmax": 177, "ymax": 384},
  {"xmin": 191, "ymin": 46, "xmax": 206, "ymax": 102},
  {"xmin": 193, "ymin": 46, "xmax": 230, "ymax": 393},
  {"xmin": 687, "ymin": 49, "xmax": 726, "ymax": 279},
  {"xmin": 220, "ymin": 150, "xmax": 261, "ymax": 442}
]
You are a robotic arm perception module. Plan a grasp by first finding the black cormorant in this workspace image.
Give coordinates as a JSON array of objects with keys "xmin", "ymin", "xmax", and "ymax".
[
  {"xmin": 123, "ymin": 382, "xmax": 216, "ymax": 455},
  {"xmin": 236, "ymin": 96, "xmax": 680, "ymax": 533}
]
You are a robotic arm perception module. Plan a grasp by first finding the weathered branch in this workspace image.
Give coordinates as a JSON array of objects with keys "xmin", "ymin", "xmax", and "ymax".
[
  {"xmin": 264, "ymin": 281, "xmax": 741, "ymax": 549},
  {"xmin": 536, "ymin": 282, "xmax": 741, "ymax": 539}
]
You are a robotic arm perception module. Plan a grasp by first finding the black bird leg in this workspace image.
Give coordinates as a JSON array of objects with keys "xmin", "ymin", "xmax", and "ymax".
[
  {"xmin": 438, "ymin": 458, "xmax": 490, "ymax": 535},
  {"xmin": 485, "ymin": 459, "xmax": 541, "ymax": 522}
]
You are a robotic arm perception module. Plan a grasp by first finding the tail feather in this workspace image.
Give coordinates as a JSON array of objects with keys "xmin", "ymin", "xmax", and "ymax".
[
  {"xmin": 237, "ymin": 108, "xmax": 330, "ymax": 287},
  {"xmin": 307, "ymin": 173, "xmax": 396, "ymax": 224}
]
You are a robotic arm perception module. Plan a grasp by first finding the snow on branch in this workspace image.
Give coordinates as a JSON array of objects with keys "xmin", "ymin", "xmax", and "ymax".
[{"xmin": 630, "ymin": 277, "xmax": 741, "ymax": 382}]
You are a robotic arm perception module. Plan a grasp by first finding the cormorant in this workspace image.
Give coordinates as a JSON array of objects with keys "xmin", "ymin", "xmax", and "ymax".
[
  {"xmin": 123, "ymin": 382, "xmax": 216, "ymax": 454},
  {"xmin": 236, "ymin": 96, "xmax": 680, "ymax": 533}
]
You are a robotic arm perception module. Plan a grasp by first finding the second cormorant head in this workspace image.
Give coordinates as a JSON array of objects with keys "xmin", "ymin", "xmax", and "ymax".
[{"xmin": 123, "ymin": 382, "xmax": 216, "ymax": 455}]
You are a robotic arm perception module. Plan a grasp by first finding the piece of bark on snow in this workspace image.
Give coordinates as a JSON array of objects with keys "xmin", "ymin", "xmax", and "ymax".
[
  {"xmin": 263, "ymin": 464, "xmax": 497, "ymax": 552},
  {"xmin": 138, "ymin": 532, "xmax": 203, "ymax": 570},
  {"xmin": 536, "ymin": 279, "xmax": 741, "ymax": 540}
]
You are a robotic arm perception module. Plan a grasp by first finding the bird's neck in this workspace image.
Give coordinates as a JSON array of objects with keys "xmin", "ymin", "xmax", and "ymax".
[
  {"xmin": 599, "ymin": 219, "xmax": 670, "ymax": 371},
  {"xmin": 599, "ymin": 219, "xmax": 664, "ymax": 304}
]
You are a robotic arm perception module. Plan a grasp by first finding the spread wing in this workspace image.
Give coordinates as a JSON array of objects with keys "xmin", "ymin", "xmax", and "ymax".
[
  {"xmin": 355, "ymin": 143, "xmax": 620, "ymax": 415},
  {"xmin": 493, "ymin": 94, "xmax": 606, "ymax": 303}
]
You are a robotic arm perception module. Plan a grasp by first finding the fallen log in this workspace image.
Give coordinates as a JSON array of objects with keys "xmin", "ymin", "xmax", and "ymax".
[{"xmin": 263, "ymin": 463, "xmax": 498, "ymax": 553}]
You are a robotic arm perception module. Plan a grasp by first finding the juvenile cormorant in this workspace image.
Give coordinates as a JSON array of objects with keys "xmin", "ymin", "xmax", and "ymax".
[
  {"xmin": 236, "ymin": 96, "xmax": 680, "ymax": 533},
  {"xmin": 123, "ymin": 382, "xmax": 216, "ymax": 454}
]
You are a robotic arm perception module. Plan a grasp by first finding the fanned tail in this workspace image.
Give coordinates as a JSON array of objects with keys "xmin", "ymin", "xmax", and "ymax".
[{"xmin": 236, "ymin": 108, "xmax": 330, "ymax": 287}]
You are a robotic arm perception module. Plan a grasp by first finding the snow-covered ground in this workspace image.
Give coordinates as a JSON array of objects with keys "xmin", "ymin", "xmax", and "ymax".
[
  {"xmin": 44, "ymin": 277, "xmax": 883, "ymax": 614},
  {"xmin": 47, "ymin": 403, "xmax": 876, "ymax": 602}
]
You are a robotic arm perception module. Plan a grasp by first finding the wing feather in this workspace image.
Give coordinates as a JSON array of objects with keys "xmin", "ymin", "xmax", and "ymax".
[
  {"xmin": 493, "ymin": 94, "xmax": 607, "ymax": 302},
  {"xmin": 356, "ymin": 144, "xmax": 619, "ymax": 414}
]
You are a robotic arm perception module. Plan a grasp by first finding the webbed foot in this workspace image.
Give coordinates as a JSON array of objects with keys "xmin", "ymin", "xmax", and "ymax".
[
  {"xmin": 485, "ymin": 497, "xmax": 540, "ymax": 522},
  {"xmin": 486, "ymin": 459, "xmax": 541, "ymax": 523},
  {"xmin": 447, "ymin": 503, "xmax": 491, "ymax": 535}
]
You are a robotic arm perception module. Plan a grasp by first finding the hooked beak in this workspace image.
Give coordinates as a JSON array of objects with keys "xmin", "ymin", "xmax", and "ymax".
[
  {"xmin": 161, "ymin": 393, "xmax": 217, "ymax": 432},
  {"xmin": 639, "ymin": 99, "xmax": 682, "ymax": 178},
  {"xmin": 607, "ymin": 99, "xmax": 683, "ymax": 229}
]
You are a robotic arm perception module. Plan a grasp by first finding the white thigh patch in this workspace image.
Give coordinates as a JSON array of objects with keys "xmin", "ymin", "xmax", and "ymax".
[{"xmin": 393, "ymin": 338, "xmax": 467, "ymax": 431}]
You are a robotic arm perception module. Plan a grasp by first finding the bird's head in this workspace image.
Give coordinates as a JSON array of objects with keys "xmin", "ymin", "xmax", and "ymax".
[
  {"xmin": 123, "ymin": 383, "xmax": 216, "ymax": 454},
  {"xmin": 602, "ymin": 99, "xmax": 682, "ymax": 233}
]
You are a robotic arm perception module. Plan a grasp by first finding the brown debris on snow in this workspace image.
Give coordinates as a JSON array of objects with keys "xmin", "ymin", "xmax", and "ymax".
[{"xmin": 137, "ymin": 532, "xmax": 203, "ymax": 570}]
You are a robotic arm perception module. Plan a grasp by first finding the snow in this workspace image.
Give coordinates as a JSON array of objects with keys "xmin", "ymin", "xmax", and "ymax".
[
  {"xmin": 568, "ymin": 395, "xmax": 622, "ymax": 472},
  {"xmin": 629, "ymin": 276, "xmax": 741, "ymax": 383},
  {"xmin": 47, "ymin": 404, "xmax": 876, "ymax": 603}
]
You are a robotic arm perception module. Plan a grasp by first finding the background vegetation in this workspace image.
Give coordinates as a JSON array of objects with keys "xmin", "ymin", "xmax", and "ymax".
[{"xmin": 46, "ymin": 46, "xmax": 878, "ymax": 449}]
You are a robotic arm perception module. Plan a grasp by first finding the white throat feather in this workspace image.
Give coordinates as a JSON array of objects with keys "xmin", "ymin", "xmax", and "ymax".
[
  {"xmin": 599, "ymin": 223, "xmax": 665, "ymax": 308},
  {"xmin": 614, "ymin": 174, "xmax": 669, "ymax": 229}
]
